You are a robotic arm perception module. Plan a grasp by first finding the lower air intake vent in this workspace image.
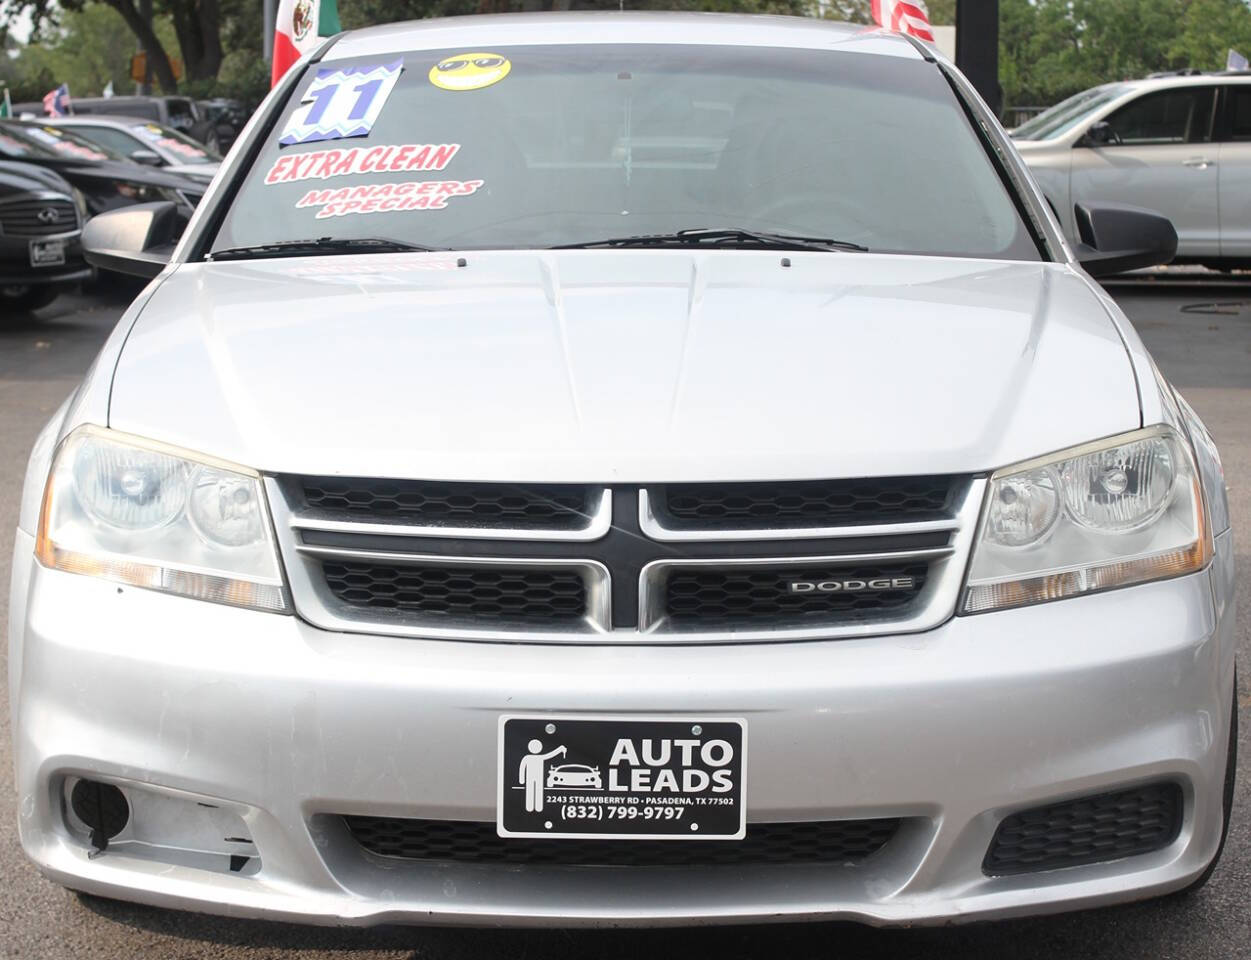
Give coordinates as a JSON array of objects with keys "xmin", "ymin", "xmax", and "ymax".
[
  {"xmin": 343, "ymin": 816, "xmax": 901, "ymax": 867},
  {"xmin": 983, "ymin": 782, "xmax": 1183, "ymax": 876},
  {"xmin": 664, "ymin": 562, "xmax": 927, "ymax": 623},
  {"xmin": 322, "ymin": 561, "xmax": 587, "ymax": 621}
]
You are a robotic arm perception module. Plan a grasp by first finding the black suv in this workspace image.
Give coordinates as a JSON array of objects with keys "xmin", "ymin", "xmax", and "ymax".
[{"xmin": 0, "ymin": 160, "xmax": 89, "ymax": 313}]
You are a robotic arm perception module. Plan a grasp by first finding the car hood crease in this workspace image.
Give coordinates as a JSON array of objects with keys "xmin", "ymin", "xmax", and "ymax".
[{"xmin": 107, "ymin": 251, "xmax": 1141, "ymax": 481}]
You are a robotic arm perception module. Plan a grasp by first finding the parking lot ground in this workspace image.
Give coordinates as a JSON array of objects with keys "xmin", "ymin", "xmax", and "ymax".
[{"xmin": 1, "ymin": 283, "xmax": 1248, "ymax": 960}]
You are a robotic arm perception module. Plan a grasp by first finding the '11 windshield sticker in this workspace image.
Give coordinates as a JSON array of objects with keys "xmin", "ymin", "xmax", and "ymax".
[{"xmin": 279, "ymin": 59, "xmax": 403, "ymax": 146}]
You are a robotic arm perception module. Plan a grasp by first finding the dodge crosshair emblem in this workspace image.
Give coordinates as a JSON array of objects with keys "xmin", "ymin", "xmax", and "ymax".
[{"xmin": 36, "ymin": 207, "xmax": 60, "ymax": 224}]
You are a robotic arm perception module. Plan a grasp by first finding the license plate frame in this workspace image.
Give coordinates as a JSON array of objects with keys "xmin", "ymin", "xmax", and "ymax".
[
  {"xmin": 497, "ymin": 714, "xmax": 747, "ymax": 840},
  {"xmin": 29, "ymin": 238, "xmax": 66, "ymax": 268}
]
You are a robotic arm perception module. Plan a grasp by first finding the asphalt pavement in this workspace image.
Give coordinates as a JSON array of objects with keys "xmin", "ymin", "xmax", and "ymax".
[{"xmin": 1, "ymin": 281, "xmax": 1248, "ymax": 959}]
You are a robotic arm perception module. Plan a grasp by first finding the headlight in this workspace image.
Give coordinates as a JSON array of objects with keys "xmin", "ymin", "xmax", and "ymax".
[
  {"xmin": 35, "ymin": 427, "xmax": 289, "ymax": 613},
  {"xmin": 963, "ymin": 426, "xmax": 1210, "ymax": 614}
]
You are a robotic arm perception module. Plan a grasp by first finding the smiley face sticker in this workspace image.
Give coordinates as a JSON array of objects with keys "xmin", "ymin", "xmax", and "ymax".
[{"xmin": 429, "ymin": 52, "xmax": 511, "ymax": 91}]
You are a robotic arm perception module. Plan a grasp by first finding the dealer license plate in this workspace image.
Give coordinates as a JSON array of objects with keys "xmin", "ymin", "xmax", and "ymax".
[
  {"xmin": 497, "ymin": 715, "xmax": 746, "ymax": 840},
  {"xmin": 29, "ymin": 238, "xmax": 66, "ymax": 267}
]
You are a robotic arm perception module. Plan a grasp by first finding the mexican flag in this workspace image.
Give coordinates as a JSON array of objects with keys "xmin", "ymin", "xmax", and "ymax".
[{"xmin": 272, "ymin": 0, "xmax": 342, "ymax": 87}]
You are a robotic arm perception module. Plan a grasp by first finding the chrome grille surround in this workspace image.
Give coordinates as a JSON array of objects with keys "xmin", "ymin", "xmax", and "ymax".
[{"xmin": 268, "ymin": 477, "xmax": 984, "ymax": 644}]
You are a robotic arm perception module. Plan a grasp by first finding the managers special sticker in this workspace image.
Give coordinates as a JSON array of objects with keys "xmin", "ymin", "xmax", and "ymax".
[{"xmin": 279, "ymin": 59, "xmax": 403, "ymax": 146}]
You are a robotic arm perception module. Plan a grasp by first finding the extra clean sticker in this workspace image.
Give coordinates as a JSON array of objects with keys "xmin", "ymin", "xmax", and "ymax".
[
  {"xmin": 429, "ymin": 52, "xmax": 511, "ymax": 91},
  {"xmin": 279, "ymin": 59, "xmax": 403, "ymax": 146},
  {"xmin": 297, "ymin": 179, "xmax": 484, "ymax": 217},
  {"xmin": 265, "ymin": 143, "xmax": 460, "ymax": 183}
]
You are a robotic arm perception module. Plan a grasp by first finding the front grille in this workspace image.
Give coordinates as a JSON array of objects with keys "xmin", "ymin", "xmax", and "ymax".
[
  {"xmin": 299, "ymin": 477, "xmax": 592, "ymax": 530},
  {"xmin": 0, "ymin": 198, "xmax": 76, "ymax": 236},
  {"xmin": 278, "ymin": 476, "xmax": 977, "ymax": 641},
  {"xmin": 665, "ymin": 562, "xmax": 927, "ymax": 623},
  {"xmin": 656, "ymin": 477, "xmax": 959, "ymax": 530},
  {"xmin": 344, "ymin": 816, "xmax": 901, "ymax": 867},
  {"xmin": 983, "ymin": 782, "xmax": 1183, "ymax": 876},
  {"xmin": 322, "ymin": 561, "xmax": 588, "ymax": 621}
]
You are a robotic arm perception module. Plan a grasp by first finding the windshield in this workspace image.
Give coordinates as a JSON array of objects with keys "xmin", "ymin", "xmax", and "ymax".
[
  {"xmin": 0, "ymin": 123, "xmax": 59, "ymax": 160},
  {"xmin": 212, "ymin": 44, "xmax": 1041, "ymax": 260},
  {"xmin": 1012, "ymin": 85, "xmax": 1131, "ymax": 141},
  {"xmin": 11, "ymin": 123, "xmax": 119, "ymax": 162},
  {"xmin": 131, "ymin": 122, "xmax": 219, "ymax": 163}
]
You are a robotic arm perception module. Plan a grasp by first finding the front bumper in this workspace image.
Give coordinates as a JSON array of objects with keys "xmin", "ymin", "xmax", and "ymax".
[{"xmin": 9, "ymin": 527, "xmax": 1237, "ymax": 928}]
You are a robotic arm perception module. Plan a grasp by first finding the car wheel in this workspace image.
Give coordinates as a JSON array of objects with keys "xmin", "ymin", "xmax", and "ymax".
[
  {"xmin": 1177, "ymin": 672, "xmax": 1239, "ymax": 896},
  {"xmin": 1, "ymin": 284, "xmax": 60, "ymax": 313}
]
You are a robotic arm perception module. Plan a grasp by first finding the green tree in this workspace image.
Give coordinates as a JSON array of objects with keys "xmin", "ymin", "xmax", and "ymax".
[
  {"xmin": 999, "ymin": 0, "xmax": 1251, "ymax": 108},
  {"xmin": 1, "ymin": 4, "xmax": 180, "ymax": 99}
]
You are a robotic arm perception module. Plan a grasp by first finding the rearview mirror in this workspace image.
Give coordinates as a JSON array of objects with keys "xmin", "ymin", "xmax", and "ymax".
[
  {"xmin": 82, "ymin": 201, "xmax": 186, "ymax": 279},
  {"xmin": 129, "ymin": 148, "xmax": 164, "ymax": 166},
  {"xmin": 1073, "ymin": 203, "xmax": 1177, "ymax": 278}
]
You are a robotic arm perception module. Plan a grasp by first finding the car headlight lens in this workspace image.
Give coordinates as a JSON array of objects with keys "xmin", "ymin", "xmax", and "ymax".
[
  {"xmin": 964, "ymin": 426, "xmax": 1209, "ymax": 614},
  {"xmin": 36, "ymin": 427, "xmax": 288, "ymax": 613}
]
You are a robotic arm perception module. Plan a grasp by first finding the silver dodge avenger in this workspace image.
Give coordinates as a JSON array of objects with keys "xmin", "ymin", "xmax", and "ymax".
[{"xmin": 8, "ymin": 12, "xmax": 1237, "ymax": 927}]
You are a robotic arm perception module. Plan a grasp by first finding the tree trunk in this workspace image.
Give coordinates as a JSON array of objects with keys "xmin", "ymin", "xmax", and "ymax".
[
  {"xmin": 167, "ymin": 0, "xmax": 223, "ymax": 83},
  {"xmin": 195, "ymin": 0, "xmax": 223, "ymax": 80},
  {"xmin": 106, "ymin": 0, "xmax": 179, "ymax": 92}
]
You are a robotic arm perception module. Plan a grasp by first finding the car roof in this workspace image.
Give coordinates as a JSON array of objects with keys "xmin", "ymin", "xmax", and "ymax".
[
  {"xmin": 326, "ymin": 12, "xmax": 923, "ymax": 62},
  {"xmin": 49, "ymin": 115, "xmax": 163, "ymax": 128},
  {"xmin": 1111, "ymin": 72, "xmax": 1251, "ymax": 93}
]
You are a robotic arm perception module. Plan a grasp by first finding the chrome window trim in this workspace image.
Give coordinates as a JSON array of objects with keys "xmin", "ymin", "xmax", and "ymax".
[
  {"xmin": 638, "ymin": 487, "xmax": 963, "ymax": 542},
  {"xmin": 288, "ymin": 487, "xmax": 612, "ymax": 542}
]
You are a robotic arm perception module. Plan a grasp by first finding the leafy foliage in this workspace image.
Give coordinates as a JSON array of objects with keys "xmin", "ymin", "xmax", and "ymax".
[
  {"xmin": 1001, "ymin": 0, "xmax": 1251, "ymax": 107},
  {"xmin": 6, "ymin": 0, "xmax": 1251, "ymax": 111}
]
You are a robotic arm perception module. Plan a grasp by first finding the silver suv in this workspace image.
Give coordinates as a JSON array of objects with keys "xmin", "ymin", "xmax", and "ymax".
[
  {"xmin": 1014, "ymin": 72, "xmax": 1251, "ymax": 269},
  {"xmin": 8, "ymin": 13, "xmax": 1236, "ymax": 928}
]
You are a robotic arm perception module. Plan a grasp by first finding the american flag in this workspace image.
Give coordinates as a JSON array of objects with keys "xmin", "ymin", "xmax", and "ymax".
[
  {"xmin": 42, "ymin": 84, "xmax": 70, "ymax": 118},
  {"xmin": 872, "ymin": 0, "xmax": 936, "ymax": 43}
]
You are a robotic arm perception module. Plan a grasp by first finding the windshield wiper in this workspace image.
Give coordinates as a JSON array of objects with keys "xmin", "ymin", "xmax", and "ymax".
[
  {"xmin": 208, "ymin": 236, "xmax": 445, "ymax": 261},
  {"xmin": 553, "ymin": 227, "xmax": 868, "ymax": 253}
]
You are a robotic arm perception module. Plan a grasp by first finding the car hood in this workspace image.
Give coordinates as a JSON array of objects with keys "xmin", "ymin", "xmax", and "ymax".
[
  {"xmin": 0, "ymin": 160, "xmax": 74, "ymax": 197},
  {"xmin": 20, "ymin": 155, "xmax": 207, "ymax": 192},
  {"xmin": 162, "ymin": 162, "xmax": 219, "ymax": 181},
  {"xmin": 108, "ymin": 251, "xmax": 1140, "ymax": 482}
]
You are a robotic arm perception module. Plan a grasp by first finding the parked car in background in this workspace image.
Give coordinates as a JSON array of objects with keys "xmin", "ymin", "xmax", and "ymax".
[
  {"xmin": 0, "ymin": 121, "xmax": 204, "ymax": 216},
  {"xmin": 9, "ymin": 14, "xmax": 1233, "ymax": 929},
  {"xmin": 0, "ymin": 160, "xmax": 89, "ymax": 313},
  {"xmin": 1014, "ymin": 72, "xmax": 1251, "ymax": 269},
  {"xmin": 47, "ymin": 116, "xmax": 221, "ymax": 183},
  {"xmin": 197, "ymin": 98, "xmax": 250, "ymax": 153},
  {"xmin": 67, "ymin": 96, "xmax": 221, "ymax": 150}
]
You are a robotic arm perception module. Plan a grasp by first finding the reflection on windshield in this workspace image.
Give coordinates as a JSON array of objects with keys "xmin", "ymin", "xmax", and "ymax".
[
  {"xmin": 213, "ymin": 44, "xmax": 1042, "ymax": 262},
  {"xmin": 132, "ymin": 123, "xmax": 219, "ymax": 163},
  {"xmin": 1012, "ymin": 85, "xmax": 1130, "ymax": 140}
]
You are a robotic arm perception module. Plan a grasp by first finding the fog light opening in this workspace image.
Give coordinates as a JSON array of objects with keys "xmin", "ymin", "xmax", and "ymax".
[{"xmin": 70, "ymin": 779, "xmax": 130, "ymax": 856}]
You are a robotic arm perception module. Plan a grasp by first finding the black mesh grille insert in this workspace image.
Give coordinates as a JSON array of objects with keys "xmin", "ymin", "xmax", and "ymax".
[
  {"xmin": 983, "ymin": 782, "xmax": 1183, "ymax": 876},
  {"xmin": 657, "ymin": 477, "xmax": 959, "ymax": 529},
  {"xmin": 299, "ymin": 477, "xmax": 592, "ymax": 530},
  {"xmin": 665, "ymin": 563, "xmax": 927, "ymax": 623},
  {"xmin": 322, "ymin": 561, "xmax": 587, "ymax": 620},
  {"xmin": 343, "ymin": 816, "xmax": 901, "ymax": 867}
]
